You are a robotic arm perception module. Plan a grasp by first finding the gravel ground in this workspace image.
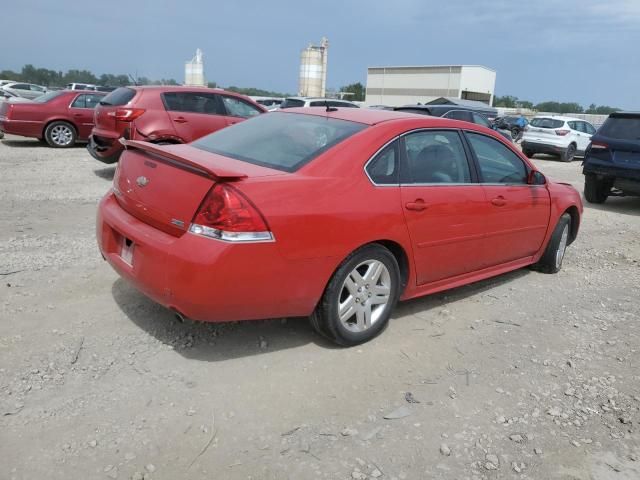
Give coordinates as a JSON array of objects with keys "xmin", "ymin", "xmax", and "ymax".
[{"xmin": 1, "ymin": 134, "xmax": 639, "ymax": 480}]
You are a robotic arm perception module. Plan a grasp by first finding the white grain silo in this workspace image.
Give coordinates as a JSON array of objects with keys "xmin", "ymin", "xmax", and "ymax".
[
  {"xmin": 185, "ymin": 48, "xmax": 205, "ymax": 87},
  {"xmin": 298, "ymin": 37, "xmax": 328, "ymax": 97}
]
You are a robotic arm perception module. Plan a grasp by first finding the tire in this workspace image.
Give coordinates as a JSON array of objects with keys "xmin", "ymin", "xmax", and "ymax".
[
  {"xmin": 310, "ymin": 244, "xmax": 401, "ymax": 346},
  {"xmin": 584, "ymin": 174, "xmax": 610, "ymax": 204},
  {"xmin": 562, "ymin": 143, "xmax": 576, "ymax": 162},
  {"xmin": 44, "ymin": 121, "xmax": 77, "ymax": 148},
  {"xmin": 532, "ymin": 213, "xmax": 571, "ymax": 274},
  {"xmin": 523, "ymin": 149, "xmax": 534, "ymax": 158}
]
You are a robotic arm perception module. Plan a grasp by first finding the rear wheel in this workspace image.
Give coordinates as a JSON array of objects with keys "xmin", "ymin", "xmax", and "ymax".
[
  {"xmin": 532, "ymin": 213, "xmax": 571, "ymax": 274},
  {"xmin": 584, "ymin": 174, "xmax": 610, "ymax": 204},
  {"xmin": 523, "ymin": 148, "xmax": 534, "ymax": 158},
  {"xmin": 562, "ymin": 143, "xmax": 576, "ymax": 162},
  {"xmin": 44, "ymin": 121, "xmax": 76, "ymax": 148},
  {"xmin": 310, "ymin": 244, "xmax": 400, "ymax": 346}
]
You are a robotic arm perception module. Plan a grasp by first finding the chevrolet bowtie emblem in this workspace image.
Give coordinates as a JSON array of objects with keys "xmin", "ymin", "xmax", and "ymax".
[{"xmin": 136, "ymin": 176, "xmax": 149, "ymax": 187}]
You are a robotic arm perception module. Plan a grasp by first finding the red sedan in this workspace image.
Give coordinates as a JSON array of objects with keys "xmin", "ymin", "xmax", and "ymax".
[
  {"xmin": 0, "ymin": 90, "xmax": 105, "ymax": 147},
  {"xmin": 97, "ymin": 108, "xmax": 583, "ymax": 346}
]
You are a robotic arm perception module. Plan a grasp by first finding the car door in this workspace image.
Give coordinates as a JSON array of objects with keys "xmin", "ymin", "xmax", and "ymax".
[
  {"xmin": 162, "ymin": 91, "xmax": 229, "ymax": 142},
  {"xmin": 399, "ymin": 129, "xmax": 486, "ymax": 285},
  {"xmin": 69, "ymin": 93, "xmax": 103, "ymax": 139},
  {"xmin": 577, "ymin": 121, "xmax": 595, "ymax": 153},
  {"xmin": 464, "ymin": 131, "xmax": 550, "ymax": 267},
  {"xmin": 220, "ymin": 95, "xmax": 263, "ymax": 126}
]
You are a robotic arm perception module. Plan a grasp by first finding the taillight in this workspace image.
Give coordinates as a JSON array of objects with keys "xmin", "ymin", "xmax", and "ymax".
[
  {"xmin": 555, "ymin": 129, "xmax": 570, "ymax": 136},
  {"xmin": 112, "ymin": 108, "xmax": 145, "ymax": 122},
  {"xmin": 189, "ymin": 183, "xmax": 273, "ymax": 242},
  {"xmin": 590, "ymin": 142, "xmax": 609, "ymax": 150}
]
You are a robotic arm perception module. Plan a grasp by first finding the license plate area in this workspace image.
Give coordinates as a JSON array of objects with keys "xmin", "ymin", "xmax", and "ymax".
[{"xmin": 120, "ymin": 237, "xmax": 135, "ymax": 266}]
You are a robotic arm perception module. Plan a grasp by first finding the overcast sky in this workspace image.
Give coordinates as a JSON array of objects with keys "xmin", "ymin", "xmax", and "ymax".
[{"xmin": 4, "ymin": 0, "xmax": 640, "ymax": 108}]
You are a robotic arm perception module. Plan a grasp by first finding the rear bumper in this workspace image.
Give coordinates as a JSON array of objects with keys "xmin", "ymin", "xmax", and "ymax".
[
  {"xmin": 0, "ymin": 117, "xmax": 41, "ymax": 138},
  {"xmin": 97, "ymin": 192, "xmax": 329, "ymax": 322},
  {"xmin": 88, "ymin": 134, "xmax": 123, "ymax": 164},
  {"xmin": 521, "ymin": 140, "xmax": 567, "ymax": 155}
]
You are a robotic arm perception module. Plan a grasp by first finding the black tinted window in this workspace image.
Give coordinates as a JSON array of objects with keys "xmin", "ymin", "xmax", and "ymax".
[
  {"xmin": 9, "ymin": 83, "xmax": 29, "ymax": 90},
  {"xmin": 466, "ymin": 132, "xmax": 527, "ymax": 184},
  {"xmin": 193, "ymin": 112, "xmax": 367, "ymax": 172},
  {"xmin": 443, "ymin": 110, "xmax": 471, "ymax": 122},
  {"xmin": 162, "ymin": 92, "xmax": 224, "ymax": 115},
  {"xmin": 530, "ymin": 118, "xmax": 564, "ymax": 129},
  {"xmin": 366, "ymin": 141, "xmax": 398, "ymax": 185},
  {"xmin": 280, "ymin": 98, "xmax": 305, "ymax": 108},
  {"xmin": 402, "ymin": 130, "xmax": 471, "ymax": 184},
  {"xmin": 598, "ymin": 117, "xmax": 640, "ymax": 139},
  {"xmin": 100, "ymin": 87, "xmax": 136, "ymax": 106}
]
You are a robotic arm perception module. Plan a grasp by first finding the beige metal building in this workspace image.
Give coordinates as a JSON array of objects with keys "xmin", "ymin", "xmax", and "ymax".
[
  {"xmin": 365, "ymin": 65, "xmax": 496, "ymax": 107},
  {"xmin": 299, "ymin": 38, "xmax": 329, "ymax": 97}
]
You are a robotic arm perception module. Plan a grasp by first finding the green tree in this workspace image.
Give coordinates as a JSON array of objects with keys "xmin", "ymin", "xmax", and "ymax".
[{"xmin": 340, "ymin": 82, "xmax": 365, "ymax": 101}]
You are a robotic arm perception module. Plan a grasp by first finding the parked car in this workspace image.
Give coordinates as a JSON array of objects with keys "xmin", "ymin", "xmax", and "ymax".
[
  {"xmin": 0, "ymin": 90, "xmax": 31, "ymax": 102},
  {"xmin": 582, "ymin": 112, "xmax": 640, "ymax": 203},
  {"xmin": 0, "ymin": 90, "xmax": 105, "ymax": 147},
  {"xmin": 394, "ymin": 104, "xmax": 513, "ymax": 141},
  {"xmin": 279, "ymin": 97, "xmax": 360, "ymax": 109},
  {"xmin": 521, "ymin": 116, "xmax": 596, "ymax": 162},
  {"xmin": 88, "ymin": 86, "xmax": 267, "ymax": 164},
  {"xmin": 66, "ymin": 83, "xmax": 97, "ymax": 91},
  {"xmin": 494, "ymin": 115, "xmax": 529, "ymax": 140},
  {"xmin": 96, "ymin": 108, "xmax": 582, "ymax": 346},
  {"xmin": 1, "ymin": 82, "xmax": 47, "ymax": 99}
]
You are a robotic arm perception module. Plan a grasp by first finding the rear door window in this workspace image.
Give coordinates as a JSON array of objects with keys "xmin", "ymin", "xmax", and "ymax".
[
  {"xmin": 466, "ymin": 132, "xmax": 528, "ymax": 184},
  {"xmin": 401, "ymin": 130, "xmax": 472, "ymax": 184},
  {"xmin": 71, "ymin": 94, "xmax": 88, "ymax": 108},
  {"xmin": 162, "ymin": 92, "xmax": 225, "ymax": 115},
  {"xmin": 221, "ymin": 96, "xmax": 262, "ymax": 118}
]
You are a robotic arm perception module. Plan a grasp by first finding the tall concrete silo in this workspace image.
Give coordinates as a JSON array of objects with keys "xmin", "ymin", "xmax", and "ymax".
[
  {"xmin": 298, "ymin": 37, "xmax": 328, "ymax": 97},
  {"xmin": 185, "ymin": 48, "xmax": 205, "ymax": 87}
]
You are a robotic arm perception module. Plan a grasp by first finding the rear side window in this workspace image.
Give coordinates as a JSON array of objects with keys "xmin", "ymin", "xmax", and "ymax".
[
  {"xmin": 530, "ymin": 118, "xmax": 564, "ymax": 129},
  {"xmin": 9, "ymin": 83, "xmax": 29, "ymax": 90},
  {"xmin": 71, "ymin": 94, "xmax": 88, "ymax": 108},
  {"xmin": 466, "ymin": 132, "xmax": 527, "ymax": 184},
  {"xmin": 472, "ymin": 113, "xmax": 491, "ymax": 128},
  {"xmin": 100, "ymin": 87, "xmax": 136, "ymax": 106},
  {"xmin": 402, "ymin": 130, "xmax": 471, "ymax": 184},
  {"xmin": 280, "ymin": 98, "xmax": 305, "ymax": 109},
  {"xmin": 162, "ymin": 92, "xmax": 224, "ymax": 115},
  {"xmin": 221, "ymin": 96, "xmax": 262, "ymax": 118},
  {"xmin": 366, "ymin": 141, "xmax": 399, "ymax": 185},
  {"xmin": 443, "ymin": 110, "xmax": 472, "ymax": 122},
  {"xmin": 598, "ymin": 116, "xmax": 640, "ymax": 140},
  {"xmin": 192, "ymin": 112, "xmax": 367, "ymax": 172}
]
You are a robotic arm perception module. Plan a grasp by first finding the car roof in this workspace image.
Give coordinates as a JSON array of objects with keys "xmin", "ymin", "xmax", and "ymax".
[
  {"xmin": 287, "ymin": 96, "xmax": 355, "ymax": 102},
  {"xmin": 277, "ymin": 107, "xmax": 444, "ymax": 125},
  {"xmin": 532, "ymin": 115, "xmax": 586, "ymax": 122}
]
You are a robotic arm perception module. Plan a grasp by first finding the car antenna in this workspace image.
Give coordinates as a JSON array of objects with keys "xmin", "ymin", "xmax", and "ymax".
[
  {"xmin": 324, "ymin": 100, "xmax": 338, "ymax": 113},
  {"xmin": 128, "ymin": 74, "xmax": 139, "ymax": 86}
]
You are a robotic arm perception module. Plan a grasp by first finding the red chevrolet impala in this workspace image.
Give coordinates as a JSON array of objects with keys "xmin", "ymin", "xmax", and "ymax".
[
  {"xmin": 0, "ymin": 90, "xmax": 105, "ymax": 147},
  {"xmin": 97, "ymin": 108, "xmax": 583, "ymax": 345}
]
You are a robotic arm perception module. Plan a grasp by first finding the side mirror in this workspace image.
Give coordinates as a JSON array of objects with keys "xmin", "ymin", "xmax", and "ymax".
[{"xmin": 528, "ymin": 170, "xmax": 546, "ymax": 185}]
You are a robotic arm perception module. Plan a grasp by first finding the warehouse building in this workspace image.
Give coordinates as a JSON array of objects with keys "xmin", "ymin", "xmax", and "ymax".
[{"xmin": 365, "ymin": 65, "xmax": 496, "ymax": 107}]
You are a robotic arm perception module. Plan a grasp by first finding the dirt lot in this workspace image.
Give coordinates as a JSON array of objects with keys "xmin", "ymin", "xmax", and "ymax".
[{"xmin": 1, "ymin": 134, "xmax": 639, "ymax": 480}]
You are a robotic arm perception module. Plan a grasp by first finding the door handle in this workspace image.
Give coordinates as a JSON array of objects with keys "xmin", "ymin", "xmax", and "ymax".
[
  {"xmin": 74, "ymin": 113, "xmax": 83, "ymax": 117},
  {"xmin": 173, "ymin": 117, "xmax": 188, "ymax": 123},
  {"xmin": 405, "ymin": 199, "xmax": 427, "ymax": 211},
  {"xmin": 491, "ymin": 196, "xmax": 506, "ymax": 207}
]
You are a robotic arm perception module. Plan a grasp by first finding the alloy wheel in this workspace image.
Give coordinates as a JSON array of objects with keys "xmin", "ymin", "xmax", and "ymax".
[
  {"xmin": 337, "ymin": 260, "xmax": 391, "ymax": 332},
  {"xmin": 50, "ymin": 125, "xmax": 73, "ymax": 146}
]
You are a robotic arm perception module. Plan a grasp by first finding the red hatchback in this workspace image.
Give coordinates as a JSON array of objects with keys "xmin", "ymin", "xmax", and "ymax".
[
  {"xmin": 97, "ymin": 108, "xmax": 583, "ymax": 346},
  {"xmin": 88, "ymin": 86, "xmax": 266, "ymax": 164},
  {"xmin": 0, "ymin": 90, "xmax": 105, "ymax": 147}
]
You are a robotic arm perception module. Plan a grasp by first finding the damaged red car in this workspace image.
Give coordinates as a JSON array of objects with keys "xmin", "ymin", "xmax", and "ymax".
[{"xmin": 97, "ymin": 108, "xmax": 583, "ymax": 346}]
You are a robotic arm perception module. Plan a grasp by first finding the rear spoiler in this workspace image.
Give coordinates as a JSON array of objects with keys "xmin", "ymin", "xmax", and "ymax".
[{"xmin": 120, "ymin": 139, "xmax": 248, "ymax": 180}]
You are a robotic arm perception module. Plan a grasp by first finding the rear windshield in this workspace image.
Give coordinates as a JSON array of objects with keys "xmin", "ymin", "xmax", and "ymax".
[
  {"xmin": 33, "ymin": 91, "xmax": 65, "ymax": 103},
  {"xmin": 100, "ymin": 87, "xmax": 136, "ymax": 106},
  {"xmin": 280, "ymin": 98, "xmax": 305, "ymax": 109},
  {"xmin": 598, "ymin": 116, "xmax": 640, "ymax": 140},
  {"xmin": 530, "ymin": 118, "xmax": 564, "ymax": 129},
  {"xmin": 192, "ymin": 112, "xmax": 367, "ymax": 172}
]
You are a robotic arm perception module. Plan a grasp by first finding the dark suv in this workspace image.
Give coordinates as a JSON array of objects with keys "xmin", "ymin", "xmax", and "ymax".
[
  {"xmin": 394, "ymin": 104, "xmax": 513, "ymax": 141},
  {"xmin": 582, "ymin": 112, "xmax": 640, "ymax": 203},
  {"xmin": 87, "ymin": 86, "xmax": 266, "ymax": 164}
]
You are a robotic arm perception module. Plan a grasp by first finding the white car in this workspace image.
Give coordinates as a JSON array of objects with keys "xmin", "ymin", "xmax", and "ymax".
[
  {"xmin": 279, "ymin": 97, "xmax": 359, "ymax": 109},
  {"xmin": 521, "ymin": 116, "xmax": 596, "ymax": 162}
]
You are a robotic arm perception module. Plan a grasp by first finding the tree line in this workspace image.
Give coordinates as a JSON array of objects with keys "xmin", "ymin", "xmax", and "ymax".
[{"xmin": 493, "ymin": 95, "xmax": 620, "ymax": 115}]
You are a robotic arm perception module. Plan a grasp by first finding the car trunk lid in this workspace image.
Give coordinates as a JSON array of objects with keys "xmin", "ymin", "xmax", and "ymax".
[{"xmin": 113, "ymin": 141, "xmax": 284, "ymax": 236}]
